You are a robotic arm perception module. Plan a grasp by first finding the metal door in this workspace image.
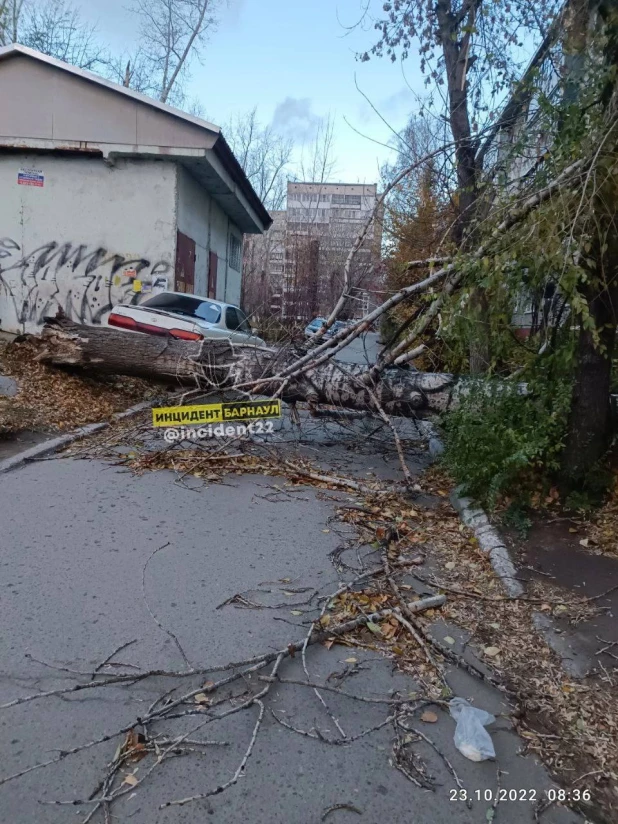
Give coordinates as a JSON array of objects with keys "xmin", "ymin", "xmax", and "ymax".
[
  {"xmin": 208, "ymin": 251, "xmax": 218, "ymax": 299},
  {"xmin": 174, "ymin": 231, "xmax": 196, "ymax": 294}
]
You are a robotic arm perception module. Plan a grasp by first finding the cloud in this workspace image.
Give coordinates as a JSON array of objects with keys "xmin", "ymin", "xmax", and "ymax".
[
  {"xmin": 271, "ymin": 97, "xmax": 322, "ymax": 143},
  {"xmin": 378, "ymin": 87, "xmax": 413, "ymax": 119}
]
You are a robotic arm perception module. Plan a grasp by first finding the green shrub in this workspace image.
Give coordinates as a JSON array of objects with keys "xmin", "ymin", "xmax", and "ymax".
[{"xmin": 441, "ymin": 378, "xmax": 571, "ymax": 510}]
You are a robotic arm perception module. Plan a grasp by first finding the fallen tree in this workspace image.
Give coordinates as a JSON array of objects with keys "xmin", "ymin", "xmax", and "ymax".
[{"xmin": 37, "ymin": 316, "xmax": 457, "ymax": 417}]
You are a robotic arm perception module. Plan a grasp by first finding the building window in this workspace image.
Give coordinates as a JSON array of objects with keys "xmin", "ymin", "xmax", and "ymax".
[
  {"xmin": 345, "ymin": 195, "xmax": 362, "ymax": 205},
  {"xmin": 229, "ymin": 234, "xmax": 242, "ymax": 271},
  {"xmin": 331, "ymin": 194, "xmax": 346, "ymax": 204}
]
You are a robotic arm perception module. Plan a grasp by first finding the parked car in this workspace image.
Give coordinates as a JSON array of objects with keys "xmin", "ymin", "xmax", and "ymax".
[
  {"xmin": 304, "ymin": 317, "xmax": 327, "ymax": 337},
  {"xmin": 304, "ymin": 318, "xmax": 347, "ymax": 338},
  {"xmin": 107, "ymin": 292, "xmax": 265, "ymax": 345}
]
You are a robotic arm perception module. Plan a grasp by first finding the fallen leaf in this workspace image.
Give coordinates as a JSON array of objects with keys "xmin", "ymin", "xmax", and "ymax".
[
  {"xmin": 194, "ymin": 693, "xmax": 210, "ymax": 705},
  {"xmin": 366, "ymin": 621, "xmax": 382, "ymax": 636},
  {"xmin": 443, "ymin": 636, "xmax": 455, "ymax": 645},
  {"xmin": 122, "ymin": 774, "xmax": 138, "ymax": 787},
  {"xmin": 445, "ymin": 561, "xmax": 456, "ymax": 571},
  {"xmin": 484, "ymin": 646, "xmax": 501, "ymax": 657},
  {"xmin": 580, "ymin": 538, "xmax": 590, "ymax": 548},
  {"xmin": 344, "ymin": 657, "xmax": 357, "ymax": 663},
  {"xmin": 420, "ymin": 710, "xmax": 438, "ymax": 723},
  {"xmin": 323, "ymin": 639, "xmax": 335, "ymax": 650},
  {"xmin": 290, "ymin": 610, "xmax": 303, "ymax": 616},
  {"xmin": 319, "ymin": 614, "xmax": 331, "ymax": 627}
]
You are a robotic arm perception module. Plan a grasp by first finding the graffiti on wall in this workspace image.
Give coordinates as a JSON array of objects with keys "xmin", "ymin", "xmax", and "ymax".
[{"xmin": 0, "ymin": 237, "xmax": 172, "ymax": 332}]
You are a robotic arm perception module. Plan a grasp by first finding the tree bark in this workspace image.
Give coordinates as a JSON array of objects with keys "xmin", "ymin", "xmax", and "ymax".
[
  {"xmin": 560, "ymin": 2, "xmax": 618, "ymax": 487},
  {"xmin": 37, "ymin": 318, "xmax": 458, "ymax": 417},
  {"xmin": 560, "ymin": 282, "xmax": 617, "ymax": 485}
]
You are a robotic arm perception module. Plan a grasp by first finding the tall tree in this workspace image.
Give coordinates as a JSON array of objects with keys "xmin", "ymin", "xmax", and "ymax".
[
  {"xmin": 10, "ymin": 0, "xmax": 105, "ymax": 70},
  {"xmin": 127, "ymin": 0, "xmax": 221, "ymax": 106},
  {"xmin": 559, "ymin": 0, "xmax": 618, "ymax": 485},
  {"xmin": 0, "ymin": 0, "xmax": 24, "ymax": 45},
  {"xmin": 363, "ymin": 0, "xmax": 561, "ymax": 370}
]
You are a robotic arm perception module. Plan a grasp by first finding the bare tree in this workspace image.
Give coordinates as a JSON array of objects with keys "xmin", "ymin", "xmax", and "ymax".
[
  {"xmin": 127, "ymin": 0, "xmax": 221, "ymax": 106},
  {"xmin": 104, "ymin": 49, "xmax": 156, "ymax": 95},
  {"xmin": 0, "ymin": 0, "xmax": 25, "ymax": 45},
  {"xmin": 18, "ymin": 0, "xmax": 105, "ymax": 70},
  {"xmin": 296, "ymin": 114, "xmax": 337, "ymax": 188},
  {"xmin": 225, "ymin": 108, "xmax": 294, "ymax": 210}
]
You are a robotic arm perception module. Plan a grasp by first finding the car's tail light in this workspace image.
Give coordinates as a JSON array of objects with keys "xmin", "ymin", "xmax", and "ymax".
[
  {"xmin": 135, "ymin": 321, "xmax": 169, "ymax": 336},
  {"xmin": 108, "ymin": 313, "xmax": 138, "ymax": 330},
  {"xmin": 109, "ymin": 313, "xmax": 202, "ymax": 341},
  {"xmin": 109, "ymin": 313, "xmax": 168, "ymax": 337},
  {"xmin": 169, "ymin": 328, "xmax": 204, "ymax": 341}
]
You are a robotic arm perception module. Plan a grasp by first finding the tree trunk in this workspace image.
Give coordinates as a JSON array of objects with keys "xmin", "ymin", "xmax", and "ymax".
[
  {"xmin": 560, "ymin": 4, "xmax": 618, "ymax": 487},
  {"xmin": 560, "ymin": 224, "xmax": 618, "ymax": 486},
  {"xmin": 435, "ymin": 0, "xmax": 487, "ymax": 372},
  {"xmin": 560, "ymin": 287, "xmax": 617, "ymax": 485},
  {"xmin": 37, "ymin": 318, "xmax": 458, "ymax": 417}
]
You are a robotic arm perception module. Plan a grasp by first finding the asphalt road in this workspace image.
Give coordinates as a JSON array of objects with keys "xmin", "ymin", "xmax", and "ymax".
[
  {"xmin": 335, "ymin": 331, "xmax": 382, "ymax": 365},
  {"xmin": 0, "ymin": 450, "xmax": 583, "ymax": 824}
]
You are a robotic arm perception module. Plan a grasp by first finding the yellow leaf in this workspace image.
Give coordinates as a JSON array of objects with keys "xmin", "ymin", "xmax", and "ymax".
[
  {"xmin": 344, "ymin": 657, "xmax": 357, "ymax": 663},
  {"xmin": 420, "ymin": 711, "xmax": 438, "ymax": 723},
  {"xmin": 194, "ymin": 693, "xmax": 210, "ymax": 705},
  {"xmin": 123, "ymin": 774, "xmax": 138, "ymax": 787}
]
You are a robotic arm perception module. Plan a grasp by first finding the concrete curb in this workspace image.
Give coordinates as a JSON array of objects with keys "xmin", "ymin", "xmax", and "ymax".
[
  {"xmin": 425, "ymin": 423, "xmax": 525, "ymax": 598},
  {"xmin": 0, "ymin": 399, "xmax": 157, "ymax": 475}
]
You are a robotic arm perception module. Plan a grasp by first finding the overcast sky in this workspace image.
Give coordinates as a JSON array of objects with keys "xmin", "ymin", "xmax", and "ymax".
[{"xmin": 76, "ymin": 0, "xmax": 424, "ymax": 185}]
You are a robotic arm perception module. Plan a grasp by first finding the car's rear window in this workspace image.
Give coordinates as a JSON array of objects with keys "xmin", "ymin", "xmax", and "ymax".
[{"xmin": 142, "ymin": 294, "xmax": 221, "ymax": 324}]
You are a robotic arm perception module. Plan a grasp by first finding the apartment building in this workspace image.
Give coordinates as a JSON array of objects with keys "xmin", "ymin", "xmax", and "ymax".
[{"xmin": 243, "ymin": 181, "xmax": 383, "ymax": 322}]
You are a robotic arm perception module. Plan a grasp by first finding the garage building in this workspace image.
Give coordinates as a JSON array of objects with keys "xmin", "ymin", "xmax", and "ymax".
[{"xmin": 0, "ymin": 44, "xmax": 271, "ymax": 335}]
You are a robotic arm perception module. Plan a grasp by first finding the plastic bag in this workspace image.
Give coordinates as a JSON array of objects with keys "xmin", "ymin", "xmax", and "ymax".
[{"xmin": 449, "ymin": 697, "xmax": 496, "ymax": 762}]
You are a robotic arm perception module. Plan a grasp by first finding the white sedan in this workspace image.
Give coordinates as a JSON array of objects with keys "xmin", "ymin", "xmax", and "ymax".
[{"xmin": 107, "ymin": 292, "xmax": 265, "ymax": 345}]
